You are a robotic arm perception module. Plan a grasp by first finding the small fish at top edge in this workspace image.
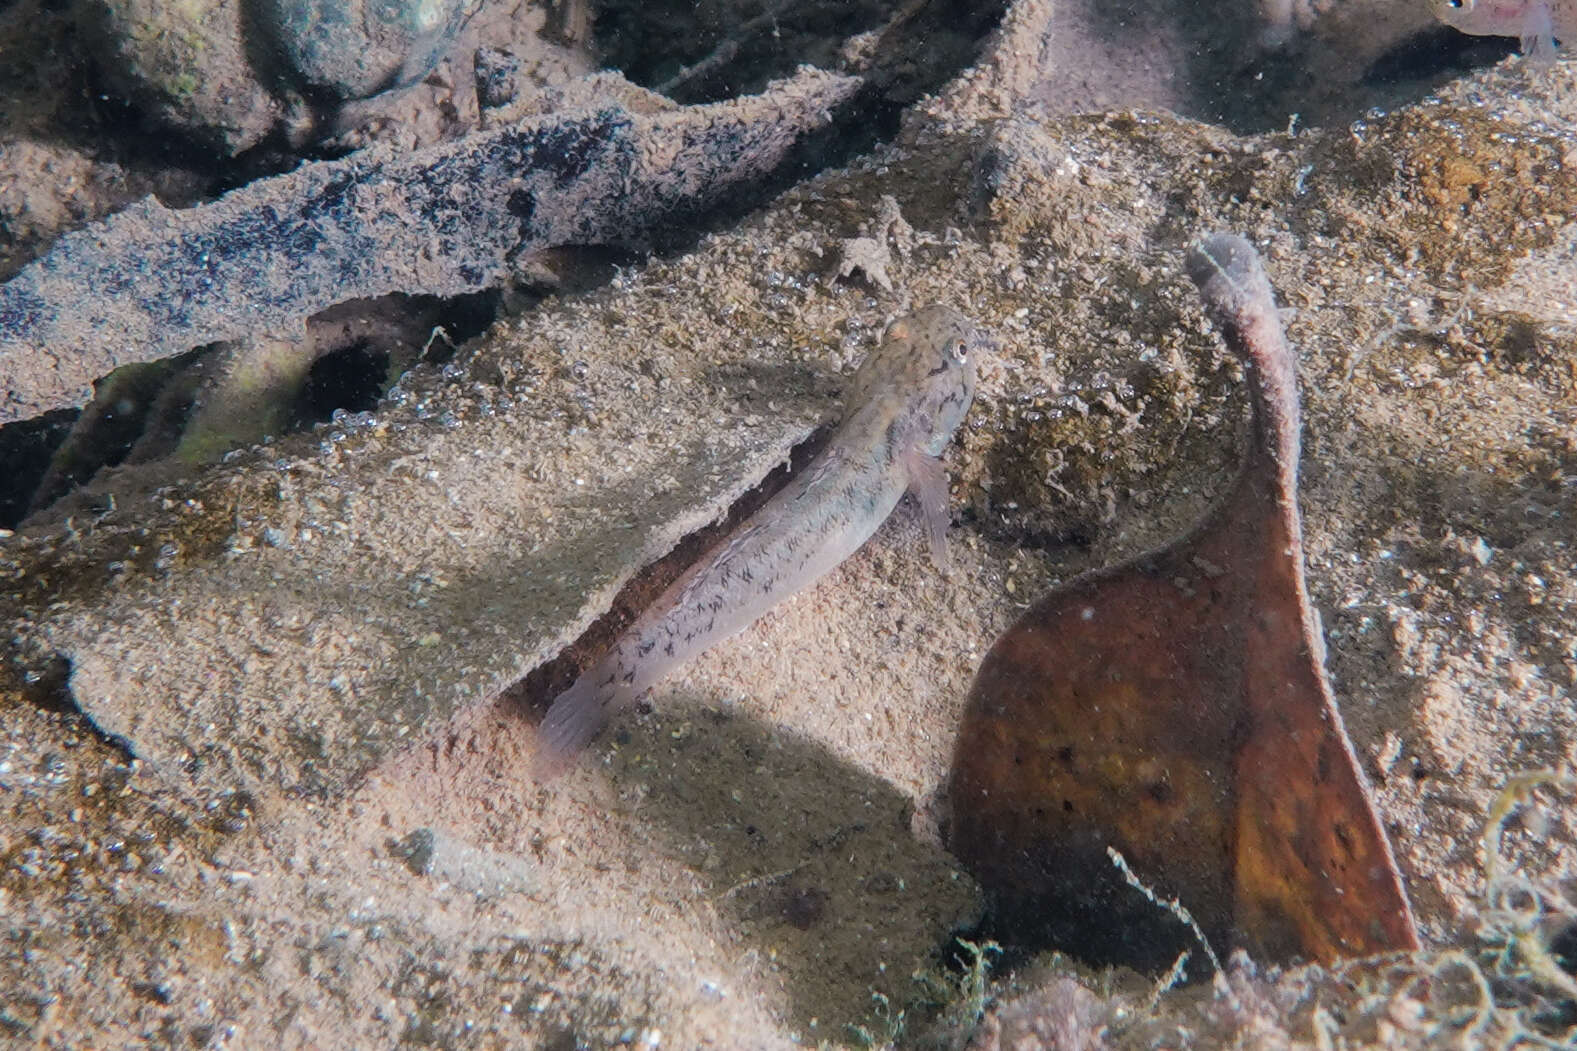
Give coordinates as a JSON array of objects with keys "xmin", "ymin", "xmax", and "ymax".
[{"xmin": 1430, "ymin": 0, "xmax": 1574, "ymax": 63}]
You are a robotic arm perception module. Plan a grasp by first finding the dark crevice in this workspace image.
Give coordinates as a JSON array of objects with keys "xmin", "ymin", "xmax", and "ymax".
[
  {"xmin": 1363, "ymin": 25, "xmax": 1518, "ymax": 84},
  {"xmin": 11, "ymin": 345, "xmax": 213, "ymax": 524},
  {"xmin": 963, "ymin": 505, "xmax": 1100, "ymax": 556},
  {"xmin": 0, "ymin": 408, "xmax": 76, "ymax": 529},
  {"xmin": 3, "ymin": 652, "xmax": 138, "ymax": 759},
  {"xmin": 966, "ymin": 874, "xmax": 1210, "ymax": 975},
  {"xmin": 292, "ymin": 342, "xmax": 391, "ymax": 424},
  {"xmin": 0, "ymin": 290, "xmax": 499, "ymax": 524},
  {"xmin": 595, "ymin": 0, "xmax": 1007, "ymax": 251}
]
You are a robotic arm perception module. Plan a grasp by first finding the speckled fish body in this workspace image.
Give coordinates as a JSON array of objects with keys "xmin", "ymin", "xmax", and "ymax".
[
  {"xmin": 1430, "ymin": 0, "xmax": 1575, "ymax": 61},
  {"xmin": 533, "ymin": 305, "xmax": 987, "ymax": 775}
]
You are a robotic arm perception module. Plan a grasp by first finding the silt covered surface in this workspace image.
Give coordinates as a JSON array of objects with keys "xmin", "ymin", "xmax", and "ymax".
[{"xmin": 3, "ymin": 17, "xmax": 1577, "ymax": 1051}]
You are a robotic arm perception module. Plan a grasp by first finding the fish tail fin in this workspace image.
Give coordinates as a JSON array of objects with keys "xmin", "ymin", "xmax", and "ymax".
[{"xmin": 531, "ymin": 673, "xmax": 614, "ymax": 780}]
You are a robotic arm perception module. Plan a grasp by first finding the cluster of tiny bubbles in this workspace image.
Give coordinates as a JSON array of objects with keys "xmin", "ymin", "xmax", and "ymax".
[
  {"xmin": 330, "ymin": 407, "xmax": 378, "ymax": 432},
  {"xmin": 1015, "ymin": 384, "xmax": 1055, "ymax": 424},
  {"xmin": 840, "ymin": 313, "xmax": 870, "ymax": 344},
  {"xmin": 773, "ymin": 268, "xmax": 812, "ymax": 295},
  {"xmin": 38, "ymin": 750, "xmax": 69, "ymax": 787},
  {"xmin": 1348, "ymin": 106, "xmax": 1389, "ymax": 146},
  {"xmin": 392, "ymin": 384, "xmax": 464, "ymax": 428},
  {"xmin": 467, "ymin": 383, "xmax": 508, "ymax": 418},
  {"xmin": 836, "ymin": 329, "xmax": 866, "ymax": 372},
  {"xmin": 1040, "ymin": 391, "xmax": 1094, "ymax": 423},
  {"xmin": 1100, "ymin": 370, "xmax": 1135, "ymax": 397},
  {"xmin": 152, "ymin": 542, "xmax": 180, "ymax": 574}
]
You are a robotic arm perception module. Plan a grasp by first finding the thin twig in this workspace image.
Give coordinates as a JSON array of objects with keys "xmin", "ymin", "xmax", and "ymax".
[
  {"xmin": 1107, "ymin": 846, "xmax": 1231, "ymax": 995},
  {"xmin": 656, "ymin": 0, "xmax": 801, "ymax": 98}
]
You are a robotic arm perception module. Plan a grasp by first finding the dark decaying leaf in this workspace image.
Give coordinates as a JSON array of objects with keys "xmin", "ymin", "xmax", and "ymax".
[{"xmin": 948, "ymin": 233, "xmax": 1418, "ymax": 970}]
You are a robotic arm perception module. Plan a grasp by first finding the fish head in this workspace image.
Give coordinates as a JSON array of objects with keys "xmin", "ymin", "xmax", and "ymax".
[
  {"xmin": 876, "ymin": 304, "xmax": 986, "ymax": 458},
  {"xmin": 1429, "ymin": 0, "xmax": 1534, "ymax": 35}
]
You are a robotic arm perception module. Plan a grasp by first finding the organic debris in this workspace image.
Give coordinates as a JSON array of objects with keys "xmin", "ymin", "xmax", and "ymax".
[
  {"xmin": 963, "ymin": 771, "xmax": 1577, "ymax": 1049},
  {"xmin": 948, "ymin": 233, "xmax": 1418, "ymax": 970},
  {"xmin": 0, "ymin": 67, "xmax": 857, "ymax": 424}
]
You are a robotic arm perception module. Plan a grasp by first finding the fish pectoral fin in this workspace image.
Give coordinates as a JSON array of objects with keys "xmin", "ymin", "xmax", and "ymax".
[
  {"xmin": 904, "ymin": 449, "xmax": 952, "ymax": 572},
  {"xmin": 1522, "ymin": 3, "xmax": 1558, "ymax": 63}
]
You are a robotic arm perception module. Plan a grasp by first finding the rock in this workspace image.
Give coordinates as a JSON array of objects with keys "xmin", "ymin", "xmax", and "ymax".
[
  {"xmin": 474, "ymin": 44, "xmax": 523, "ymax": 109},
  {"xmin": 77, "ymin": 0, "xmax": 283, "ymax": 155},
  {"xmin": 256, "ymin": 0, "xmax": 479, "ymax": 100}
]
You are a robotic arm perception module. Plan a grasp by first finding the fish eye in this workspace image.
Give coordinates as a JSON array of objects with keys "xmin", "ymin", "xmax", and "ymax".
[
  {"xmin": 1446, "ymin": 0, "xmax": 1464, "ymax": 7},
  {"xmin": 953, "ymin": 338, "xmax": 969, "ymax": 360}
]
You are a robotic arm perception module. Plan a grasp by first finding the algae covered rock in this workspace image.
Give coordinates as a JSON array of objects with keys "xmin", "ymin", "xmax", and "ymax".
[
  {"xmin": 79, "ymin": 0, "xmax": 284, "ymax": 155},
  {"xmin": 257, "ymin": 0, "xmax": 479, "ymax": 100},
  {"xmin": 77, "ymin": 0, "xmax": 480, "ymax": 154}
]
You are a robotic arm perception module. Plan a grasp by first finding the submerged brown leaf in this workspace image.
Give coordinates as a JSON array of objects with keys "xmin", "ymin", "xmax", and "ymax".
[{"xmin": 948, "ymin": 233, "xmax": 1418, "ymax": 969}]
